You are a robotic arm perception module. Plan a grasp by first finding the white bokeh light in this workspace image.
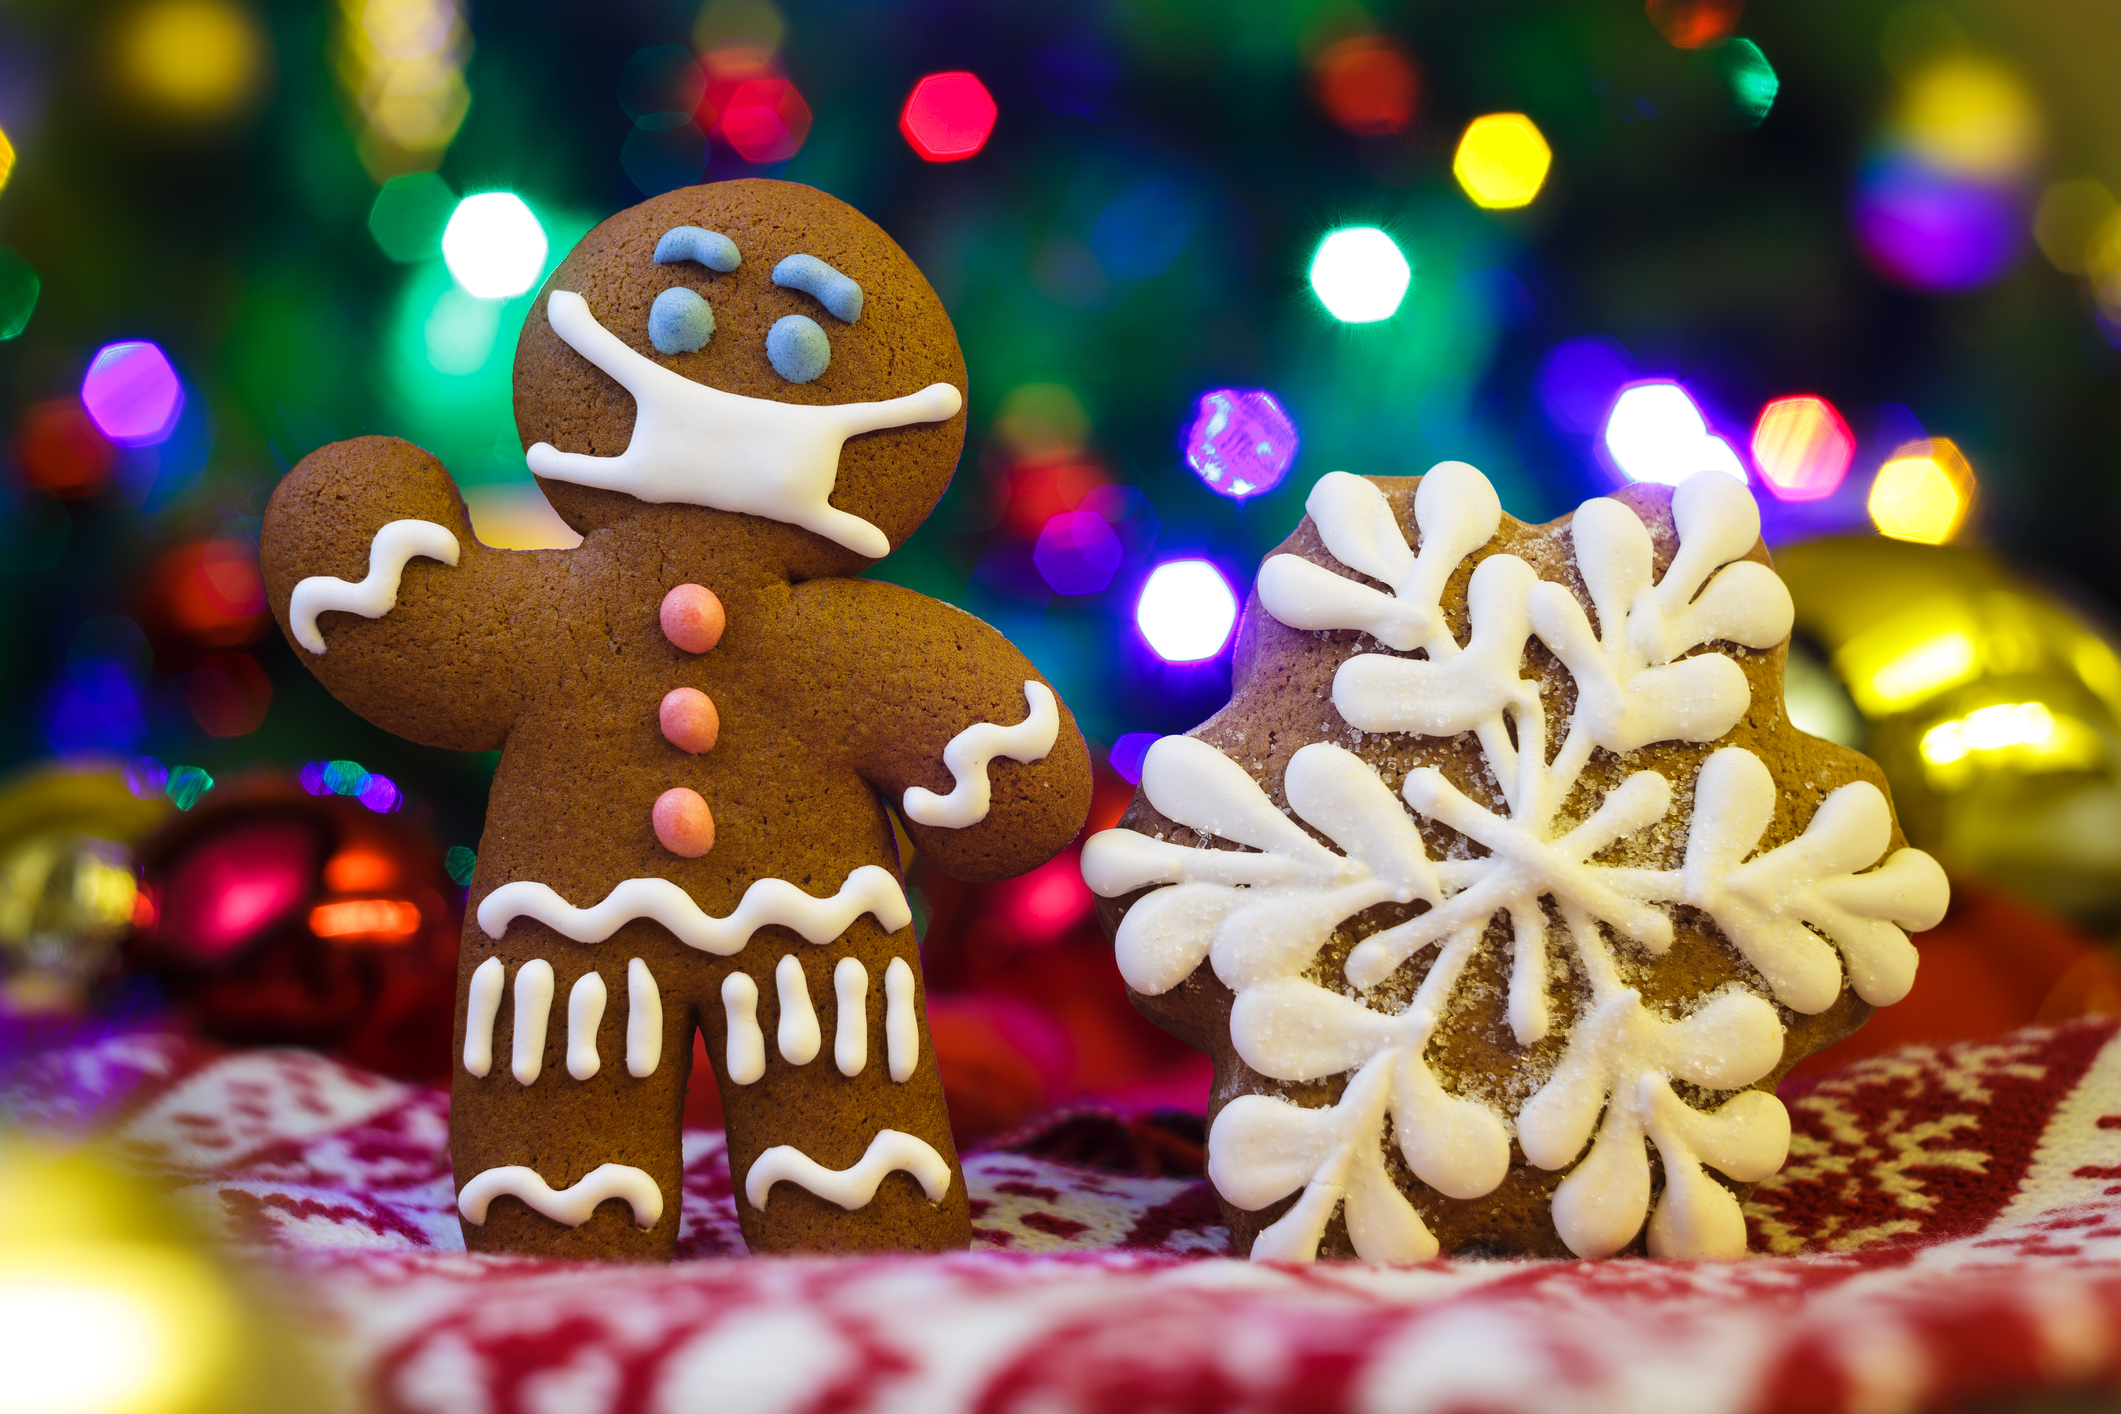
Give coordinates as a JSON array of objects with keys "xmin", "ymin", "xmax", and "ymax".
[
  {"xmin": 1602, "ymin": 381, "xmax": 1748, "ymax": 486},
  {"xmin": 441, "ymin": 192, "xmax": 549, "ymax": 299},
  {"xmin": 1136, "ymin": 559, "xmax": 1239, "ymax": 663},
  {"xmin": 1308, "ymin": 227, "xmax": 1412, "ymax": 323}
]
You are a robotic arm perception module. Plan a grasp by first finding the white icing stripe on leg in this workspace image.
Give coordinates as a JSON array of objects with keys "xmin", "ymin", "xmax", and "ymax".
[
  {"xmin": 567, "ymin": 971, "xmax": 606, "ymax": 1081},
  {"xmin": 627, "ymin": 958, "xmax": 662, "ymax": 1079},
  {"xmin": 458, "ymin": 1163, "xmax": 663, "ymax": 1228},
  {"xmin": 477, "ymin": 866, "xmax": 911, "ymax": 953},
  {"xmin": 901, "ymin": 681, "xmax": 1061, "ymax": 829},
  {"xmin": 777, "ymin": 954, "xmax": 819, "ymax": 1065},
  {"xmin": 462, "ymin": 956, "xmax": 504, "ymax": 1078},
  {"xmin": 744, "ymin": 1130, "xmax": 952, "ymax": 1211},
  {"xmin": 512, "ymin": 959, "xmax": 553, "ymax": 1085},
  {"xmin": 723, "ymin": 971, "xmax": 765, "ymax": 1084},
  {"xmin": 885, "ymin": 956, "xmax": 918, "ymax": 1083},
  {"xmin": 834, "ymin": 957, "xmax": 868, "ymax": 1077},
  {"xmin": 288, "ymin": 519, "xmax": 460, "ymax": 654}
]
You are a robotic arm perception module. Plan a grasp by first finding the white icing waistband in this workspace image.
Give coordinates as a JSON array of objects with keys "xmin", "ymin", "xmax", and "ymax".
[
  {"xmin": 744, "ymin": 1130, "xmax": 952, "ymax": 1211},
  {"xmin": 477, "ymin": 865, "xmax": 912, "ymax": 954},
  {"xmin": 457, "ymin": 1162, "xmax": 663, "ymax": 1228}
]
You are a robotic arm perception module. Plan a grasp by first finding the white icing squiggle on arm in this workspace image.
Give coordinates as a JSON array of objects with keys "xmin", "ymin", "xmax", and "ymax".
[
  {"xmin": 477, "ymin": 866, "xmax": 911, "ymax": 953},
  {"xmin": 902, "ymin": 681, "xmax": 1061, "ymax": 829},
  {"xmin": 744, "ymin": 1130, "xmax": 952, "ymax": 1211},
  {"xmin": 458, "ymin": 1163, "xmax": 663, "ymax": 1228},
  {"xmin": 289, "ymin": 519, "xmax": 460, "ymax": 654}
]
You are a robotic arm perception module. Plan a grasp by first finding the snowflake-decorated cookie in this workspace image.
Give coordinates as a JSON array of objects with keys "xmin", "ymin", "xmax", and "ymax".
[{"xmin": 1083, "ymin": 464, "xmax": 1948, "ymax": 1261}]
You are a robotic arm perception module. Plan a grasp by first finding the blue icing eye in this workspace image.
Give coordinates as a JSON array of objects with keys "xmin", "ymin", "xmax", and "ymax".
[
  {"xmin": 771, "ymin": 253, "xmax": 862, "ymax": 323},
  {"xmin": 766, "ymin": 314, "xmax": 830, "ymax": 383},
  {"xmin": 654, "ymin": 226, "xmax": 740, "ymax": 272},
  {"xmin": 648, "ymin": 287, "xmax": 715, "ymax": 354}
]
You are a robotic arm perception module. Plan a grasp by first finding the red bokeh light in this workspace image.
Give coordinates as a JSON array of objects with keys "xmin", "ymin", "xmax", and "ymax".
[
  {"xmin": 325, "ymin": 848, "xmax": 401, "ymax": 893},
  {"xmin": 17, "ymin": 399, "xmax": 115, "ymax": 498},
  {"xmin": 1313, "ymin": 36, "xmax": 1420, "ymax": 136},
  {"xmin": 900, "ymin": 72, "xmax": 997, "ymax": 162},
  {"xmin": 310, "ymin": 898, "xmax": 423, "ymax": 943},
  {"xmin": 991, "ymin": 850, "xmax": 1093, "ymax": 947},
  {"xmin": 158, "ymin": 821, "xmax": 317, "ymax": 962},
  {"xmin": 715, "ymin": 77, "xmax": 811, "ymax": 163},
  {"xmin": 997, "ymin": 458, "xmax": 1111, "ymax": 538},
  {"xmin": 187, "ymin": 651, "xmax": 273, "ymax": 737},
  {"xmin": 151, "ymin": 540, "xmax": 267, "ymax": 647},
  {"xmin": 1751, "ymin": 395, "xmax": 1855, "ymax": 502},
  {"xmin": 1645, "ymin": 0, "xmax": 1744, "ymax": 49}
]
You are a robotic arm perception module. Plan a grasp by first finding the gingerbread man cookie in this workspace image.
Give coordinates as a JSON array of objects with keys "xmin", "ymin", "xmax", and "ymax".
[
  {"xmin": 262, "ymin": 181, "xmax": 1093, "ymax": 1259},
  {"xmin": 1084, "ymin": 464, "xmax": 1948, "ymax": 1261}
]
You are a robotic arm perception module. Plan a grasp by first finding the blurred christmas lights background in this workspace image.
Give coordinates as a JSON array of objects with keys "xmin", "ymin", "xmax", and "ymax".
[{"xmin": 5, "ymin": 0, "xmax": 2121, "ymax": 1129}]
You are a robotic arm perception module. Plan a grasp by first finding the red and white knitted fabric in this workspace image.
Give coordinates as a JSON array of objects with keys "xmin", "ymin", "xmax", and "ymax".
[{"xmin": 10, "ymin": 1020, "xmax": 2121, "ymax": 1414}]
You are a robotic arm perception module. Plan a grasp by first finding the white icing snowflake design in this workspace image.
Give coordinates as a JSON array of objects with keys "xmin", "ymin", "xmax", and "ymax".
[{"xmin": 1080, "ymin": 464, "xmax": 1951, "ymax": 1262}]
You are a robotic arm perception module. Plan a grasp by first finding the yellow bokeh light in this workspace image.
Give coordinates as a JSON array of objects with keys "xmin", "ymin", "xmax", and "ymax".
[
  {"xmin": 1452, "ymin": 113, "xmax": 1551, "ymax": 210},
  {"xmin": 1846, "ymin": 628, "xmax": 1978, "ymax": 714},
  {"xmin": 115, "ymin": 0, "xmax": 266, "ymax": 119},
  {"xmin": 1896, "ymin": 55, "xmax": 2041, "ymax": 182},
  {"xmin": 1869, "ymin": 438, "xmax": 1974, "ymax": 545},
  {"xmin": 0, "ymin": 127, "xmax": 14, "ymax": 195}
]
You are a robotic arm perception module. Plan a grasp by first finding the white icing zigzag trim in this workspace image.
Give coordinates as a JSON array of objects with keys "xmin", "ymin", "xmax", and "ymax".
[
  {"xmin": 902, "ymin": 681, "xmax": 1061, "ymax": 829},
  {"xmin": 458, "ymin": 1162, "xmax": 663, "ymax": 1228},
  {"xmin": 744, "ymin": 1130, "xmax": 952, "ymax": 1211},
  {"xmin": 288, "ymin": 519, "xmax": 460, "ymax": 654},
  {"xmin": 477, "ymin": 865, "xmax": 912, "ymax": 954},
  {"xmin": 525, "ymin": 291, "xmax": 962, "ymax": 559}
]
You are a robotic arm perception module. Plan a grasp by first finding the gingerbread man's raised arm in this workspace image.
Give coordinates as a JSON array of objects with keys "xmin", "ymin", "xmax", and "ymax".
[
  {"xmin": 261, "ymin": 435, "xmax": 550, "ymax": 752},
  {"xmin": 786, "ymin": 577, "xmax": 1094, "ymax": 880}
]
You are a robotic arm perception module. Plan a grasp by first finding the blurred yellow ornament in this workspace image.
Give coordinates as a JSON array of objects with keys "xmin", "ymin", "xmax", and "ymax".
[
  {"xmin": 1869, "ymin": 437, "xmax": 1974, "ymax": 544},
  {"xmin": 1452, "ymin": 113, "xmax": 1551, "ymax": 210},
  {"xmin": 2033, "ymin": 179, "xmax": 2117, "ymax": 276},
  {"xmin": 114, "ymin": 0, "xmax": 267, "ymax": 120},
  {"xmin": 1895, "ymin": 54, "xmax": 2042, "ymax": 182},
  {"xmin": 0, "ymin": 126, "xmax": 14, "ymax": 195}
]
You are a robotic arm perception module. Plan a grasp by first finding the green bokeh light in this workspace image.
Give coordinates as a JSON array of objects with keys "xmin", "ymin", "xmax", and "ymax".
[
  {"xmin": 0, "ymin": 248, "xmax": 39, "ymax": 340},
  {"xmin": 1724, "ymin": 39, "xmax": 1779, "ymax": 128}
]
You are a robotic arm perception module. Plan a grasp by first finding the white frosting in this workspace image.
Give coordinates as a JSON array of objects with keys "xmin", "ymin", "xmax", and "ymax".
[
  {"xmin": 901, "ymin": 681, "xmax": 1061, "ymax": 829},
  {"xmin": 884, "ymin": 957, "xmax": 918, "ymax": 1083},
  {"xmin": 1084, "ymin": 462, "xmax": 1947, "ymax": 1262},
  {"xmin": 566, "ymin": 971, "xmax": 606, "ymax": 1081},
  {"xmin": 722, "ymin": 971, "xmax": 765, "ymax": 1085},
  {"xmin": 776, "ymin": 954, "xmax": 819, "ymax": 1065},
  {"xmin": 288, "ymin": 519, "xmax": 460, "ymax": 654},
  {"xmin": 743, "ymin": 1130, "xmax": 952, "ymax": 1212},
  {"xmin": 834, "ymin": 957, "xmax": 868, "ymax": 1077},
  {"xmin": 525, "ymin": 291, "xmax": 963, "ymax": 558},
  {"xmin": 626, "ymin": 958, "xmax": 661, "ymax": 1078},
  {"xmin": 477, "ymin": 866, "xmax": 911, "ymax": 953},
  {"xmin": 462, "ymin": 956, "xmax": 504, "ymax": 1078},
  {"xmin": 511, "ymin": 959, "xmax": 553, "ymax": 1086},
  {"xmin": 458, "ymin": 1162, "xmax": 662, "ymax": 1229}
]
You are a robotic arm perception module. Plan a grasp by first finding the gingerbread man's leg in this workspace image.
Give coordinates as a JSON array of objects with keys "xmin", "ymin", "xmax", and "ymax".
[
  {"xmin": 704, "ymin": 917, "xmax": 970, "ymax": 1253},
  {"xmin": 449, "ymin": 921, "xmax": 695, "ymax": 1261}
]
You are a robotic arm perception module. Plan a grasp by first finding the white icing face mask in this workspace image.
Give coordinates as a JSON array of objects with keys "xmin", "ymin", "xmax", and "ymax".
[{"xmin": 525, "ymin": 290, "xmax": 963, "ymax": 558}]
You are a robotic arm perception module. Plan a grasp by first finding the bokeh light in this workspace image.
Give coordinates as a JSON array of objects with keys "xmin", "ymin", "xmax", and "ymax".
[
  {"xmin": 164, "ymin": 765, "xmax": 214, "ymax": 811},
  {"xmin": 900, "ymin": 72, "xmax": 998, "ymax": 162},
  {"xmin": 1034, "ymin": 511, "xmax": 1123, "ymax": 596},
  {"xmin": 1895, "ymin": 55, "xmax": 2041, "ymax": 183},
  {"xmin": 2033, "ymin": 180, "xmax": 2116, "ymax": 274},
  {"xmin": 1308, "ymin": 227, "xmax": 1410, "ymax": 323},
  {"xmin": 441, "ymin": 193, "xmax": 548, "ymax": 299},
  {"xmin": 185, "ymin": 653, "xmax": 272, "ymax": 738},
  {"xmin": 0, "ymin": 248, "xmax": 34, "ymax": 341},
  {"xmin": 1089, "ymin": 182, "xmax": 1193, "ymax": 282},
  {"xmin": 1311, "ymin": 35, "xmax": 1419, "ymax": 137},
  {"xmin": 1854, "ymin": 156, "xmax": 2018, "ymax": 291},
  {"xmin": 81, "ymin": 342, "xmax": 184, "ymax": 446},
  {"xmin": 0, "ymin": 125, "xmax": 14, "ymax": 193},
  {"xmin": 1452, "ymin": 113, "xmax": 1551, "ymax": 210},
  {"xmin": 368, "ymin": 172, "xmax": 456, "ymax": 262},
  {"xmin": 1869, "ymin": 438, "xmax": 1975, "ymax": 544},
  {"xmin": 336, "ymin": 0, "xmax": 471, "ymax": 181},
  {"xmin": 1751, "ymin": 395, "xmax": 1854, "ymax": 502},
  {"xmin": 149, "ymin": 540, "xmax": 266, "ymax": 648},
  {"xmin": 1136, "ymin": 560, "xmax": 1239, "ymax": 663},
  {"xmin": 1537, "ymin": 336, "xmax": 1635, "ymax": 434},
  {"xmin": 716, "ymin": 78, "xmax": 810, "ymax": 164},
  {"xmin": 1723, "ymin": 39, "xmax": 1778, "ymax": 127},
  {"xmin": 1645, "ymin": 0, "xmax": 1744, "ymax": 49},
  {"xmin": 17, "ymin": 400, "xmax": 115, "ymax": 498},
  {"xmin": 1183, "ymin": 389, "xmax": 1299, "ymax": 499},
  {"xmin": 1602, "ymin": 381, "xmax": 1745, "ymax": 486},
  {"xmin": 1108, "ymin": 732, "xmax": 1157, "ymax": 784},
  {"xmin": 114, "ymin": 0, "xmax": 267, "ymax": 119}
]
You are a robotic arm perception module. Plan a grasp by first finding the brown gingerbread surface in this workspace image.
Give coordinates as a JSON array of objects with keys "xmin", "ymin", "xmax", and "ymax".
[{"xmin": 261, "ymin": 181, "xmax": 1093, "ymax": 1259}]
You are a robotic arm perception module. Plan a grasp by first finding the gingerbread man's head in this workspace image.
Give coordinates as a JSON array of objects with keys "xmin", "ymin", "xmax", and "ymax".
[{"xmin": 513, "ymin": 180, "xmax": 968, "ymax": 578}]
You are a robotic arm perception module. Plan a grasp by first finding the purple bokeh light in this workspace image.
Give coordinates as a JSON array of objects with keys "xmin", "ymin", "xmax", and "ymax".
[
  {"xmin": 1033, "ymin": 510, "xmax": 1124, "ymax": 595},
  {"xmin": 1537, "ymin": 336, "xmax": 1635, "ymax": 435},
  {"xmin": 1108, "ymin": 732, "xmax": 1157, "ymax": 784},
  {"xmin": 1183, "ymin": 389, "xmax": 1298, "ymax": 499},
  {"xmin": 358, "ymin": 774, "xmax": 402, "ymax": 813},
  {"xmin": 1853, "ymin": 157, "xmax": 2019, "ymax": 292},
  {"xmin": 80, "ymin": 341, "xmax": 185, "ymax": 446}
]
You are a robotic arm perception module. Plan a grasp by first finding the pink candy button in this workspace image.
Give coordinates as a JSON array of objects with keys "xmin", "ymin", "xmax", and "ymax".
[
  {"xmin": 660, "ymin": 584, "xmax": 725, "ymax": 654},
  {"xmin": 660, "ymin": 687, "xmax": 720, "ymax": 754},
  {"xmin": 653, "ymin": 787, "xmax": 715, "ymax": 857}
]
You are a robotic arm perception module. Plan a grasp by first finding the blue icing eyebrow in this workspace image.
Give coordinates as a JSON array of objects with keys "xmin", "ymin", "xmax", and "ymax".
[
  {"xmin": 654, "ymin": 227, "xmax": 740, "ymax": 272},
  {"xmin": 771, "ymin": 254, "xmax": 863, "ymax": 323}
]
